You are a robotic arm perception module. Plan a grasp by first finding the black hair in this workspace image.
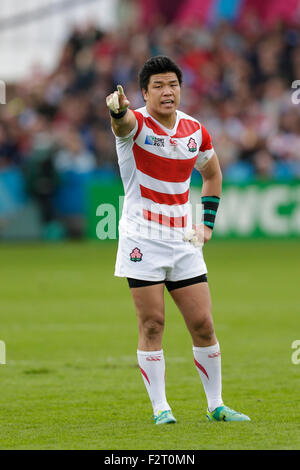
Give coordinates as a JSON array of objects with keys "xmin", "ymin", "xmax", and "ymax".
[{"xmin": 138, "ymin": 56, "xmax": 183, "ymax": 91}]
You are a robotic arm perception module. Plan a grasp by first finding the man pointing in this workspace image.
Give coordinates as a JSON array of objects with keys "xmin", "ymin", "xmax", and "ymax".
[{"xmin": 106, "ymin": 56, "xmax": 250, "ymax": 424}]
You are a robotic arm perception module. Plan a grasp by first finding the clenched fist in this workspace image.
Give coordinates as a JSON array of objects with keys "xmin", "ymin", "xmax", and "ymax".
[{"xmin": 184, "ymin": 224, "xmax": 213, "ymax": 247}]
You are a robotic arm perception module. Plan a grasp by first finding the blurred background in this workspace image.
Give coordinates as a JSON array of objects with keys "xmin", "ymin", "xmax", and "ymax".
[
  {"xmin": 1, "ymin": 1, "xmax": 300, "ymax": 451},
  {"xmin": 1, "ymin": 0, "xmax": 300, "ymax": 241}
]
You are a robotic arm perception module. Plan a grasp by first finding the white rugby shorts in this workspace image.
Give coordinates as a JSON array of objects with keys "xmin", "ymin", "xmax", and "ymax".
[{"xmin": 114, "ymin": 233, "xmax": 207, "ymax": 282}]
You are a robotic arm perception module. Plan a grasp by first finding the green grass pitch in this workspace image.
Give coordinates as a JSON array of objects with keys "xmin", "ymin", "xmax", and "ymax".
[{"xmin": 0, "ymin": 240, "xmax": 299, "ymax": 450}]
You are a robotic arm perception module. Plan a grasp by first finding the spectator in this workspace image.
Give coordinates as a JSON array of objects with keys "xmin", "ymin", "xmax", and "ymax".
[{"xmin": 55, "ymin": 128, "xmax": 96, "ymax": 173}]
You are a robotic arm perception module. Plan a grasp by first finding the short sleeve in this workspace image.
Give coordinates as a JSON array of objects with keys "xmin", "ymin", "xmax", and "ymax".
[
  {"xmin": 112, "ymin": 119, "xmax": 138, "ymax": 141},
  {"xmin": 112, "ymin": 109, "xmax": 143, "ymax": 142},
  {"xmin": 194, "ymin": 125, "xmax": 214, "ymax": 170}
]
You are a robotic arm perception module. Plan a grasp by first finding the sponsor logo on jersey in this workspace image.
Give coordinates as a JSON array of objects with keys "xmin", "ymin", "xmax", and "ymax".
[
  {"xmin": 130, "ymin": 247, "xmax": 143, "ymax": 262},
  {"xmin": 145, "ymin": 135, "xmax": 165, "ymax": 147},
  {"xmin": 187, "ymin": 137, "xmax": 197, "ymax": 152}
]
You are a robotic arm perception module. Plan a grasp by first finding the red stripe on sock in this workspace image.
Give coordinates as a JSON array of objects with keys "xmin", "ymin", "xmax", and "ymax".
[
  {"xmin": 139, "ymin": 366, "xmax": 150, "ymax": 385},
  {"xmin": 194, "ymin": 358, "xmax": 209, "ymax": 380}
]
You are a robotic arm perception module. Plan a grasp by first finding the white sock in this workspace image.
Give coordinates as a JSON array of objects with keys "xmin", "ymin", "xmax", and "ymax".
[
  {"xmin": 137, "ymin": 349, "xmax": 171, "ymax": 415},
  {"xmin": 193, "ymin": 342, "xmax": 223, "ymax": 412}
]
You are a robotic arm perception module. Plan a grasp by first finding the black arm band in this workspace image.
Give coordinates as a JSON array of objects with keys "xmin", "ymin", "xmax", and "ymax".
[
  {"xmin": 109, "ymin": 108, "xmax": 128, "ymax": 119},
  {"xmin": 201, "ymin": 196, "xmax": 220, "ymax": 229}
]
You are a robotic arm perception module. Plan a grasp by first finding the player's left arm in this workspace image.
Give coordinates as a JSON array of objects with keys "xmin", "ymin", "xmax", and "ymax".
[
  {"xmin": 200, "ymin": 151, "xmax": 222, "ymax": 199},
  {"xmin": 196, "ymin": 152, "xmax": 222, "ymax": 244}
]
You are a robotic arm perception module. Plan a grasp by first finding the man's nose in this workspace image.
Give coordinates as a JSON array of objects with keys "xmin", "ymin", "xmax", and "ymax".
[{"xmin": 162, "ymin": 86, "xmax": 173, "ymax": 95}]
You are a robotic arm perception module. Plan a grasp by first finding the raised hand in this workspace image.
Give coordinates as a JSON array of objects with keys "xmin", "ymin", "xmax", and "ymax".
[{"xmin": 106, "ymin": 85, "xmax": 130, "ymax": 114}]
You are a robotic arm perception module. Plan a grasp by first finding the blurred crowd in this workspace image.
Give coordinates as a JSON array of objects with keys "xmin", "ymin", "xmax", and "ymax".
[{"xmin": 1, "ymin": 11, "xmax": 300, "ymax": 235}]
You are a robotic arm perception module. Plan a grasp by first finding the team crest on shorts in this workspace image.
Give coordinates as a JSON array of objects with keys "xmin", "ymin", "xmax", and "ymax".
[
  {"xmin": 130, "ymin": 247, "xmax": 143, "ymax": 262},
  {"xmin": 187, "ymin": 137, "xmax": 197, "ymax": 152}
]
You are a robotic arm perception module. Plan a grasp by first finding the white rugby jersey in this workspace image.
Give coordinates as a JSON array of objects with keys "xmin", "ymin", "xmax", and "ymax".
[{"xmin": 114, "ymin": 106, "xmax": 214, "ymax": 238}]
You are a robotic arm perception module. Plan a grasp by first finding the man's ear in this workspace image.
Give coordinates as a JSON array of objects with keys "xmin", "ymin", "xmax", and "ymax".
[{"xmin": 142, "ymin": 88, "xmax": 148, "ymax": 102}]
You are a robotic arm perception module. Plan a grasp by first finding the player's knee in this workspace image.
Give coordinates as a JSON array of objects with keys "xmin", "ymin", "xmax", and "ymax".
[
  {"xmin": 192, "ymin": 318, "xmax": 215, "ymax": 342},
  {"xmin": 141, "ymin": 317, "xmax": 164, "ymax": 339}
]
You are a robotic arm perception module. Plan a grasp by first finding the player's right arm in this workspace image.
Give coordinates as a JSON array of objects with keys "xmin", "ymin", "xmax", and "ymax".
[{"xmin": 106, "ymin": 85, "xmax": 136, "ymax": 137}]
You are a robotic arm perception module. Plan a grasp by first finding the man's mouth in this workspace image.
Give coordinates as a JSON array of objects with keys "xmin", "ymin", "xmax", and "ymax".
[{"xmin": 161, "ymin": 99, "xmax": 174, "ymax": 105}]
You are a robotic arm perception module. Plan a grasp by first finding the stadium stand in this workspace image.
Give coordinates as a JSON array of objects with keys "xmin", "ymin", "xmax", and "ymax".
[{"xmin": 1, "ymin": 5, "xmax": 300, "ymax": 238}]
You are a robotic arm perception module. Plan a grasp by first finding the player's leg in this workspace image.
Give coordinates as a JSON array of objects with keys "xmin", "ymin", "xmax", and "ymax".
[
  {"xmin": 129, "ymin": 280, "xmax": 165, "ymax": 351},
  {"xmin": 167, "ymin": 279, "xmax": 223, "ymax": 413},
  {"xmin": 129, "ymin": 280, "xmax": 176, "ymax": 423},
  {"xmin": 167, "ymin": 278, "xmax": 250, "ymax": 421},
  {"xmin": 167, "ymin": 279, "xmax": 216, "ymax": 347}
]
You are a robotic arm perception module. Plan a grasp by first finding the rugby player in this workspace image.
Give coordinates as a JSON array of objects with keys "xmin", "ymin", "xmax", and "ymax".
[{"xmin": 106, "ymin": 56, "xmax": 250, "ymax": 424}]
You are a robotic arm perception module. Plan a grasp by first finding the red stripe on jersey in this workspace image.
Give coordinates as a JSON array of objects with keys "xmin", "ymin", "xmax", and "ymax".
[
  {"xmin": 132, "ymin": 110, "xmax": 144, "ymax": 141},
  {"xmin": 144, "ymin": 116, "xmax": 168, "ymax": 136},
  {"xmin": 140, "ymin": 185, "xmax": 189, "ymax": 205},
  {"xmin": 133, "ymin": 143, "xmax": 197, "ymax": 182},
  {"xmin": 172, "ymin": 119, "xmax": 200, "ymax": 138},
  {"xmin": 143, "ymin": 209, "xmax": 187, "ymax": 228},
  {"xmin": 199, "ymin": 125, "xmax": 213, "ymax": 152}
]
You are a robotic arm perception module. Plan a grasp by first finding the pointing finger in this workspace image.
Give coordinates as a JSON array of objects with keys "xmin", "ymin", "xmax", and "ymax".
[{"xmin": 117, "ymin": 85, "xmax": 124, "ymax": 96}]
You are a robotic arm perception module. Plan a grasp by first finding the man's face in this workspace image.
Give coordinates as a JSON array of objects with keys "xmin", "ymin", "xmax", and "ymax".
[{"xmin": 142, "ymin": 72, "xmax": 180, "ymax": 117}]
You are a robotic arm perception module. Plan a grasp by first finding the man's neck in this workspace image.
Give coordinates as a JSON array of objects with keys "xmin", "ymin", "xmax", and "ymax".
[{"xmin": 147, "ymin": 107, "xmax": 177, "ymax": 130}]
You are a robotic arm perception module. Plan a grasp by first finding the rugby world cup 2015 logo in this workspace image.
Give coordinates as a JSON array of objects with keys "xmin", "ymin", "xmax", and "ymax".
[
  {"xmin": 145, "ymin": 135, "xmax": 165, "ymax": 147},
  {"xmin": 130, "ymin": 247, "xmax": 143, "ymax": 262}
]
